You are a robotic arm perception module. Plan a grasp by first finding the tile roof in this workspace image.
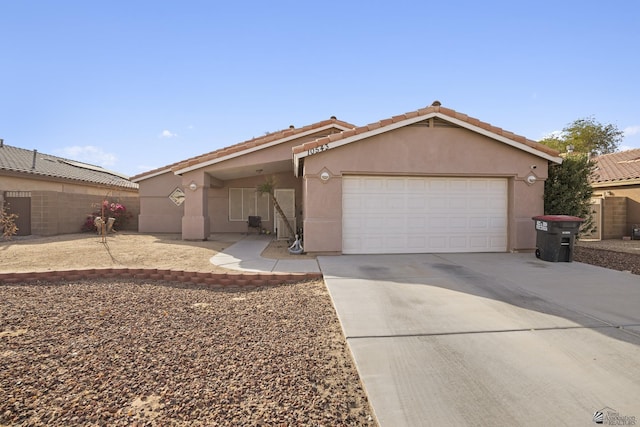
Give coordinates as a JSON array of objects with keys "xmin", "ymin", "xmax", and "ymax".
[
  {"xmin": 0, "ymin": 144, "xmax": 138, "ymax": 190},
  {"xmin": 592, "ymin": 148, "xmax": 640, "ymax": 184},
  {"xmin": 130, "ymin": 117, "xmax": 355, "ymax": 181},
  {"xmin": 292, "ymin": 103, "xmax": 561, "ymax": 158}
]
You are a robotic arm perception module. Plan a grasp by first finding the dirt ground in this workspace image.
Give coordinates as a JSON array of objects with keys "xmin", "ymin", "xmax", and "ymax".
[
  {"xmin": 0, "ymin": 232, "xmax": 314, "ymax": 273},
  {"xmin": 2, "ymin": 232, "xmax": 638, "ymax": 275}
]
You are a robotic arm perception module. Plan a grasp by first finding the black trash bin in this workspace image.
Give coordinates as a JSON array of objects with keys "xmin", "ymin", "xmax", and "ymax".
[{"xmin": 532, "ymin": 215, "xmax": 584, "ymax": 262}]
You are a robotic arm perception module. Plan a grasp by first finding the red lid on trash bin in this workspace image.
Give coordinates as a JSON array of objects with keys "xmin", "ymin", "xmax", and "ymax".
[{"xmin": 532, "ymin": 215, "xmax": 584, "ymax": 222}]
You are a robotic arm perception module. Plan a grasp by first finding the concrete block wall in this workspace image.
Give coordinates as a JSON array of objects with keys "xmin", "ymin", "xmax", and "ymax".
[
  {"xmin": 31, "ymin": 192, "xmax": 59, "ymax": 236},
  {"xmin": 602, "ymin": 197, "xmax": 628, "ymax": 239},
  {"xmin": 31, "ymin": 191, "xmax": 140, "ymax": 236}
]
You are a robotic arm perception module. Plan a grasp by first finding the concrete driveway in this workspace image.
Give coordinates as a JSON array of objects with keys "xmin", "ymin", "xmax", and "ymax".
[{"xmin": 319, "ymin": 253, "xmax": 640, "ymax": 426}]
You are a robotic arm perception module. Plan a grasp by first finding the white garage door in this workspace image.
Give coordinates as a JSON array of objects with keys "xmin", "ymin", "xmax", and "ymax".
[{"xmin": 342, "ymin": 176, "xmax": 507, "ymax": 254}]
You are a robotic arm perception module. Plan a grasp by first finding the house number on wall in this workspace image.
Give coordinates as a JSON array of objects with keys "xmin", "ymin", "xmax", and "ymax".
[{"xmin": 307, "ymin": 144, "xmax": 330, "ymax": 156}]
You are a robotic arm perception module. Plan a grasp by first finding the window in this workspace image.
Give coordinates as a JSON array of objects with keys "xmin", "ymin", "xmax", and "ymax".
[{"xmin": 229, "ymin": 188, "xmax": 270, "ymax": 221}]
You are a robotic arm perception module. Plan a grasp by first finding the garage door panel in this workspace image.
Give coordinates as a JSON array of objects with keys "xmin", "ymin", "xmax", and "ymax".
[
  {"xmin": 407, "ymin": 197, "xmax": 427, "ymax": 209},
  {"xmin": 407, "ymin": 179, "xmax": 427, "ymax": 191},
  {"xmin": 468, "ymin": 217, "xmax": 488, "ymax": 229},
  {"xmin": 342, "ymin": 176, "xmax": 507, "ymax": 254},
  {"xmin": 468, "ymin": 197, "xmax": 488, "ymax": 209},
  {"xmin": 407, "ymin": 236, "xmax": 426, "ymax": 248},
  {"xmin": 470, "ymin": 236, "xmax": 490, "ymax": 248},
  {"xmin": 430, "ymin": 197, "xmax": 448, "ymax": 210},
  {"xmin": 385, "ymin": 196, "xmax": 404, "ymax": 209},
  {"xmin": 448, "ymin": 198, "xmax": 467, "ymax": 209},
  {"xmin": 449, "ymin": 180, "xmax": 469, "ymax": 191}
]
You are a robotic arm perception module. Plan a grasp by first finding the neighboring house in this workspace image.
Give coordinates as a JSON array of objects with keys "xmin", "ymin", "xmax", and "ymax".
[
  {"xmin": 588, "ymin": 148, "xmax": 640, "ymax": 240},
  {"xmin": 132, "ymin": 102, "xmax": 562, "ymax": 254},
  {"xmin": 0, "ymin": 142, "xmax": 139, "ymax": 236}
]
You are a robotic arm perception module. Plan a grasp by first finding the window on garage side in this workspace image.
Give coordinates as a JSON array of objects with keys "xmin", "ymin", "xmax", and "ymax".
[{"xmin": 229, "ymin": 188, "xmax": 269, "ymax": 221}]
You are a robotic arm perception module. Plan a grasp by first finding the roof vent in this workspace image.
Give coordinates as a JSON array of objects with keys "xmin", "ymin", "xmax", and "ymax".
[
  {"xmin": 0, "ymin": 138, "xmax": 4, "ymax": 148},
  {"xmin": 330, "ymin": 116, "xmax": 337, "ymax": 120},
  {"xmin": 32, "ymin": 149, "xmax": 38, "ymax": 169},
  {"xmin": 431, "ymin": 100, "xmax": 441, "ymax": 107},
  {"xmin": 289, "ymin": 125, "xmax": 295, "ymax": 129}
]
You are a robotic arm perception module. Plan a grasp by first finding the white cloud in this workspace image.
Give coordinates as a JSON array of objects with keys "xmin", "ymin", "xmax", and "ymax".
[
  {"xmin": 539, "ymin": 130, "xmax": 562, "ymax": 141},
  {"xmin": 623, "ymin": 125, "xmax": 640, "ymax": 137},
  {"xmin": 55, "ymin": 145, "xmax": 117, "ymax": 167},
  {"xmin": 160, "ymin": 129, "xmax": 178, "ymax": 138}
]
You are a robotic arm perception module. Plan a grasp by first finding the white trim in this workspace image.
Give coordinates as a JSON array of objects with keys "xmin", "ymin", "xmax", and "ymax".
[
  {"xmin": 131, "ymin": 168, "xmax": 173, "ymax": 183},
  {"xmin": 174, "ymin": 124, "xmax": 352, "ymax": 176},
  {"xmin": 293, "ymin": 113, "xmax": 562, "ymax": 174}
]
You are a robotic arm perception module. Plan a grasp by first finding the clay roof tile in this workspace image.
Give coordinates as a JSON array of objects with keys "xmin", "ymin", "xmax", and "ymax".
[{"xmin": 592, "ymin": 148, "xmax": 640, "ymax": 183}]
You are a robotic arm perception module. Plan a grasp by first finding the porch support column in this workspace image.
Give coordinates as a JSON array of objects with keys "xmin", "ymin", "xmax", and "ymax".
[{"xmin": 181, "ymin": 172, "xmax": 210, "ymax": 240}]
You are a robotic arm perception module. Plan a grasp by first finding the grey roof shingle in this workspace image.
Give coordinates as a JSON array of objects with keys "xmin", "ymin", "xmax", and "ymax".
[{"xmin": 0, "ymin": 144, "xmax": 138, "ymax": 190}]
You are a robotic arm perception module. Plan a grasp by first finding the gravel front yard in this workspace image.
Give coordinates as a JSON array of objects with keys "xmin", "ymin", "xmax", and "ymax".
[
  {"xmin": 0, "ymin": 280, "xmax": 376, "ymax": 426},
  {"xmin": 2, "ymin": 233, "xmax": 638, "ymax": 426},
  {"xmin": 575, "ymin": 239, "xmax": 640, "ymax": 275}
]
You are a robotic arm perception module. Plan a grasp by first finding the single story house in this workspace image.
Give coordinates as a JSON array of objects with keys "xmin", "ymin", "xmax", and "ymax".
[
  {"xmin": 588, "ymin": 148, "xmax": 640, "ymax": 240},
  {"xmin": 0, "ymin": 141, "xmax": 139, "ymax": 236},
  {"xmin": 131, "ymin": 102, "xmax": 562, "ymax": 254}
]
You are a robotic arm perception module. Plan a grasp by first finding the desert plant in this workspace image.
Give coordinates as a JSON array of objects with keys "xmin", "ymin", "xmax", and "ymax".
[
  {"xmin": 81, "ymin": 199, "xmax": 132, "ymax": 233},
  {"xmin": 544, "ymin": 153, "xmax": 596, "ymax": 235},
  {"xmin": 0, "ymin": 203, "xmax": 19, "ymax": 240}
]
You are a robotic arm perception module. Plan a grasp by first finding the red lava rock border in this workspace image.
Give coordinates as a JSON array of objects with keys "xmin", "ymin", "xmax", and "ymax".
[{"xmin": 0, "ymin": 269, "xmax": 322, "ymax": 288}]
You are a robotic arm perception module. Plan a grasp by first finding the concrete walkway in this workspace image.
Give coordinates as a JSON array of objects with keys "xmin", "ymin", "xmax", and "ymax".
[{"xmin": 209, "ymin": 235, "xmax": 320, "ymax": 273}]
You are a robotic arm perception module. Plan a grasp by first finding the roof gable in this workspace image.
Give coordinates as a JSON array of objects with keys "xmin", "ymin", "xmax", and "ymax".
[
  {"xmin": 131, "ymin": 118, "xmax": 355, "ymax": 181},
  {"xmin": 0, "ymin": 144, "xmax": 138, "ymax": 190},
  {"xmin": 592, "ymin": 148, "xmax": 640, "ymax": 185},
  {"xmin": 292, "ymin": 103, "xmax": 562, "ymax": 174}
]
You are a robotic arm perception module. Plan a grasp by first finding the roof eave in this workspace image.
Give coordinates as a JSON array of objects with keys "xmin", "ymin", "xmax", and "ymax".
[
  {"xmin": 173, "ymin": 123, "xmax": 352, "ymax": 176},
  {"xmin": 0, "ymin": 168, "xmax": 139, "ymax": 190},
  {"xmin": 293, "ymin": 112, "xmax": 563, "ymax": 166},
  {"xmin": 592, "ymin": 178, "xmax": 640, "ymax": 188},
  {"xmin": 130, "ymin": 168, "xmax": 173, "ymax": 183}
]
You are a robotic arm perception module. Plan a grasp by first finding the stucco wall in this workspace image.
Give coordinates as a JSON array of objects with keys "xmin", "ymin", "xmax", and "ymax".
[
  {"xmin": 138, "ymin": 170, "xmax": 303, "ymax": 236},
  {"xmin": 301, "ymin": 126, "xmax": 548, "ymax": 253},
  {"xmin": 137, "ymin": 128, "xmax": 340, "ymax": 237},
  {"xmin": 137, "ymin": 172, "xmax": 184, "ymax": 233}
]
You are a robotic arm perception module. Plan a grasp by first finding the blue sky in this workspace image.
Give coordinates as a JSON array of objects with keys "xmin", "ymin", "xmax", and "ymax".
[{"xmin": 2, "ymin": 1, "xmax": 639, "ymax": 177}]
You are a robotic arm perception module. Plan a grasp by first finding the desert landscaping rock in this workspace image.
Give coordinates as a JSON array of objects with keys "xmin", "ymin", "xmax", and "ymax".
[
  {"xmin": 2, "ymin": 233, "xmax": 638, "ymax": 426},
  {"xmin": 0, "ymin": 280, "xmax": 376, "ymax": 426},
  {"xmin": 575, "ymin": 239, "xmax": 640, "ymax": 275}
]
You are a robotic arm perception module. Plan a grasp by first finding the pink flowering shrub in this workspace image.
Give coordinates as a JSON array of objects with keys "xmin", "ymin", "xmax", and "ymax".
[{"xmin": 81, "ymin": 200, "xmax": 132, "ymax": 232}]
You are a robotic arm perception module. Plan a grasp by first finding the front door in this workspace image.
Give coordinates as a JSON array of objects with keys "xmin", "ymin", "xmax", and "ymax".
[{"xmin": 274, "ymin": 189, "xmax": 295, "ymax": 240}]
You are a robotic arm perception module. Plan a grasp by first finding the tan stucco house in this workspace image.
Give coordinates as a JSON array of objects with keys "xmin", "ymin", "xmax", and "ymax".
[
  {"xmin": 132, "ymin": 102, "xmax": 562, "ymax": 254},
  {"xmin": 588, "ymin": 148, "xmax": 640, "ymax": 239},
  {"xmin": 0, "ymin": 142, "xmax": 139, "ymax": 236}
]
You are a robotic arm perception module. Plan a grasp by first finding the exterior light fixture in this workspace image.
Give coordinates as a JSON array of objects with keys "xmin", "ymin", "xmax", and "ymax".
[
  {"xmin": 526, "ymin": 175, "xmax": 537, "ymax": 185},
  {"xmin": 320, "ymin": 171, "xmax": 330, "ymax": 181},
  {"xmin": 189, "ymin": 182, "xmax": 197, "ymax": 191}
]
